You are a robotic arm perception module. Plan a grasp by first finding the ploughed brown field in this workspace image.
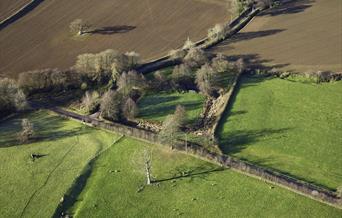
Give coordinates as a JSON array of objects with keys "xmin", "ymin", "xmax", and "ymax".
[
  {"xmin": 211, "ymin": 0, "xmax": 342, "ymax": 73},
  {"xmin": 0, "ymin": 0, "xmax": 30, "ymax": 21},
  {"xmin": 0, "ymin": 0, "xmax": 229, "ymax": 78}
]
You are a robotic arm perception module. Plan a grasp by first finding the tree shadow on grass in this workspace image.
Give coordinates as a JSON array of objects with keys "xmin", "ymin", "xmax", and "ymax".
[
  {"xmin": 156, "ymin": 164, "xmax": 225, "ymax": 183},
  {"xmin": 0, "ymin": 111, "xmax": 90, "ymax": 148},
  {"xmin": 89, "ymin": 25, "xmax": 136, "ymax": 35},
  {"xmin": 138, "ymin": 94, "xmax": 203, "ymax": 123},
  {"xmin": 259, "ymin": 0, "xmax": 314, "ymax": 17}
]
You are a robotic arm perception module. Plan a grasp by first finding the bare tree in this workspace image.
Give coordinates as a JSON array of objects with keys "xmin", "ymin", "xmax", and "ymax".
[
  {"xmin": 125, "ymin": 51, "xmax": 140, "ymax": 69},
  {"xmin": 81, "ymin": 91, "xmax": 100, "ymax": 114},
  {"xmin": 123, "ymin": 97, "xmax": 139, "ymax": 119},
  {"xmin": 117, "ymin": 70, "xmax": 146, "ymax": 96},
  {"xmin": 184, "ymin": 47, "xmax": 208, "ymax": 68},
  {"xmin": 195, "ymin": 63, "xmax": 215, "ymax": 97},
  {"xmin": 18, "ymin": 119, "xmax": 34, "ymax": 143},
  {"xmin": 174, "ymin": 105, "xmax": 187, "ymax": 127},
  {"xmin": 171, "ymin": 64, "xmax": 193, "ymax": 90},
  {"xmin": 0, "ymin": 78, "xmax": 26, "ymax": 116},
  {"xmin": 182, "ymin": 37, "xmax": 195, "ymax": 50},
  {"xmin": 70, "ymin": 19, "xmax": 91, "ymax": 35},
  {"xmin": 131, "ymin": 148, "xmax": 153, "ymax": 185},
  {"xmin": 100, "ymin": 90, "xmax": 123, "ymax": 121},
  {"xmin": 207, "ymin": 24, "xmax": 230, "ymax": 42},
  {"xmin": 169, "ymin": 49, "xmax": 187, "ymax": 60}
]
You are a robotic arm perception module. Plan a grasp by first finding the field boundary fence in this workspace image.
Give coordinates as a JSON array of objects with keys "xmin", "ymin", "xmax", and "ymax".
[{"xmin": 43, "ymin": 106, "xmax": 341, "ymax": 209}]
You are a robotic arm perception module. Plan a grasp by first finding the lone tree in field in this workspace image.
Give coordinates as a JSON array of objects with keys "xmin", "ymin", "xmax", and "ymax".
[
  {"xmin": 132, "ymin": 148, "xmax": 153, "ymax": 185},
  {"xmin": 100, "ymin": 90, "xmax": 123, "ymax": 121},
  {"xmin": 70, "ymin": 19, "xmax": 91, "ymax": 35},
  {"xmin": 18, "ymin": 119, "xmax": 34, "ymax": 143},
  {"xmin": 123, "ymin": 97, "xmax": 139, "ymax": 119}
]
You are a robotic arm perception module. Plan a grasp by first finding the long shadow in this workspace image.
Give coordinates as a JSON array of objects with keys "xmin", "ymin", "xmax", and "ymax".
[
  {"xmin": 156, "ymin": 165, "xmax": 225, "ymax": 183},
  {"xmin": 139, "ymin": 100, "xmax": 203, "ymax": 123},
  {"xmin": 0, "ymin": 111, "xmax": 90, "ymax": 148},
  {"xmin": 259, "ymin": 0, "xmax": 314, "ymax": 17},
  {"xmin": 220, "ymin": 29, "xmax": 285, "ymax": 45},
  {"xmin": 0, "ymin": 0, "xmax": 45, "ymax": 31},
  {"xmin": 89, "ymin": 25, "xmax": 136, "ymax": 35},
  {"xmin": 226, "ymin": 53, "xmax": 291, "ymax": 71}
]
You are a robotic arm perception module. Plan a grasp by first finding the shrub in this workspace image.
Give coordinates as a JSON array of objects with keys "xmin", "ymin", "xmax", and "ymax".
[
  {"xmin": 184, "ymin": 47, "xmax": 208, "ymax": 68},
  {"xmin": 100, "ymin": 90, "xmax": 123, "ymax": 122},
  {"xmin": 171, "ymin": 64, "xmax": 194, "ymax": 90},
  {"xmin": 81, "ymin": 91, "xmax": 100, "ymax": 114},
  {"xmin": 18, "ymin": 119, "xmax": 34, "ymax": 143},
  {"xmin": 0, "ymin": 78, "xmax": 27, "ymax": 117}
]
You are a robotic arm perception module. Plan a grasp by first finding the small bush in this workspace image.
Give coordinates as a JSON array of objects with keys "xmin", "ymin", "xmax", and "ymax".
[
  {"xmin": 182, "ymin": 37, "xmax": 195, "ymax": 50},
  {"xmin": 169, "ymin": 49, "xmax": 187, "ymax": 60}
]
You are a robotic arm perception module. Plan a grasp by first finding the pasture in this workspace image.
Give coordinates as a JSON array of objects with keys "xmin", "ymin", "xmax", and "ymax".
[
  {"xmin": 68, "ymin": 136, "xmax": 341, "ymax": 217},
  {"xmin": 0, "ymin": 110, "xmax": 119, "ymax": 217},
  {"xmin": 0, "ymin": 0, "xmax": 229, "ymax": 78},
  {"xmin": 217, "ymin": 75, "xmax": 342, "ymax": 189},
  {"xmin": 211, "ymin": 0, "xmax": 342, "ymax": 73}
]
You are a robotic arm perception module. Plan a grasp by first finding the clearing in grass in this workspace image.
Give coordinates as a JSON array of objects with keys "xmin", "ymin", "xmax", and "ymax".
[
  {"xmin": 217, "ymin": 75, "xmax": 342, "ymax": 190},
  {"xmin": 0, "ymin": 110, "xmax": 119, "ymax": 217}
]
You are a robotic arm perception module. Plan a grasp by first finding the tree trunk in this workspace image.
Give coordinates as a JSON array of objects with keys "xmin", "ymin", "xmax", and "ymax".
[{"xmin": 145, "ymin": 161, "xmax": 152, "ymax": 185}]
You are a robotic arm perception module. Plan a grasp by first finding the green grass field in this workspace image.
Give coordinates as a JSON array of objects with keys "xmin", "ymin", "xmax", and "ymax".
[
  {"xmin": 218, "ymin": 76, "xmax": 342, "ymax": 190},
  {"xmin": 0, "ymin": 110, "xmax": 119, "ymax": 217},
  {"xmin": 68, "ymin": 136, "xmax": 341, "ymax": 217},
  {"xmin": 138, "ymin": 91, "xmax": 205, "ymax": 124}
]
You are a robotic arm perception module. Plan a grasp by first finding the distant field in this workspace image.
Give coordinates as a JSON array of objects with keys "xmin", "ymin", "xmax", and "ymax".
[
  {"xmin": 218, "ymin": 76, "xmax": 342, "ymax": 189},
  {"xmin": 69, "ymin": 136, "xmax": 341, "ymax": 217},
  {"xmin": 0, "ymin": 0, "xmax": 229, "ymax": 78},
  {"xmin": 0, "ymin": 110, "xmax": 118, "ymax": 217},
  {"xmin": 0, "ymin": 0, "xmax": 30, "ymax": 21},
  {"xmin": 211, "ymin": 0, "xmax": 342, "ymax": 73},
  {"xmin": 138, "ymin": 91, "xmax": 205, "ymax": 124}
]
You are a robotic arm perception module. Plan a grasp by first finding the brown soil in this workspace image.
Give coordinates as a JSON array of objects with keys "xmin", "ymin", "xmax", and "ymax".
[
  {"xmin": 0, "ymin": 0, "xmax": 30, "ymax": 21},
  {"xmin": 210, "ymin": 0, "xmax": 342, "ymax": 73},
  {"xmin": 0, "ymin": 0, "xmax": 229, "ymax": 78}
]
